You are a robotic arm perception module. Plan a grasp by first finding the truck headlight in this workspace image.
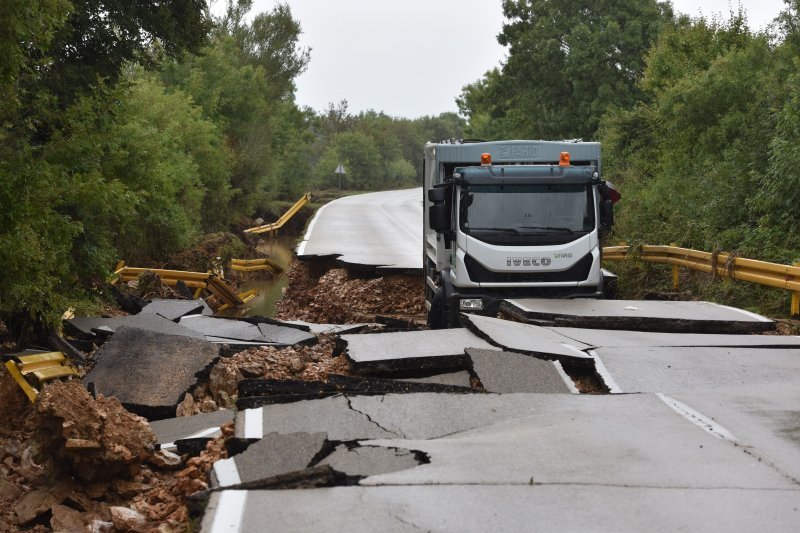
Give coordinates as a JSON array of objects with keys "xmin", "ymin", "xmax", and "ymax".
[{"xmin": 459, "ymin": 298, "xmax": 484, "ymax": 311}]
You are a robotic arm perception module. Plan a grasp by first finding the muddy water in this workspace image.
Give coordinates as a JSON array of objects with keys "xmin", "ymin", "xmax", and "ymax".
[{"xmin": 221, "ymin": 236, "xmax": 296, "ymax": 317}]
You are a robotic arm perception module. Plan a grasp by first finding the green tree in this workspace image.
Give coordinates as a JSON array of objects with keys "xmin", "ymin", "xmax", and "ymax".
[{"xmin": 460, "ymin": 0, "xmax": 673, "ymax": 140}]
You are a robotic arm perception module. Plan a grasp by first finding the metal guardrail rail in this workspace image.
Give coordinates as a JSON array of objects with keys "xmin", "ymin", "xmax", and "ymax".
[
  {"xmin": 112, "ymin": 263, "xmax": 257, "ymax": 309},
  {"xmin": 244, "ymin": 192, "xmax": 312, "ymax": 236},
  {"xmin": 603, "ymin": 245, "xmax": 800, "ymax": 316},
  {"xmin": 3, "ymin": 351, "xmax": 79, "ymax": 403},
  {"xmin": 230, "ymin": 258, "xmax": 283, "ymax": 274}
]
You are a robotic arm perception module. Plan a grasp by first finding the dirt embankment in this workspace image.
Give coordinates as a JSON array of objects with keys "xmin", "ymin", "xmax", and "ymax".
[
  {"xmin": 0, "ymin": 374, "xmax": 228, "ymax": 532},
  {"xmin": 275, "ymin": 259, "xmax": 426, "ymax": 324}
]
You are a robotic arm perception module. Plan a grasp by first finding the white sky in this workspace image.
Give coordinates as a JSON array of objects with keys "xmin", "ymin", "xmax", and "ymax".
[{"xmin": 216, "ymin": 0, "xmax": 789, "ymax": 118}]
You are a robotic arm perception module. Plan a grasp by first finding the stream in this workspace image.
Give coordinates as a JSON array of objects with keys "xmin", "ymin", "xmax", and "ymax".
[{"xmin": 220, "ymin": 236, "xmax": 296, "ymax": 318}]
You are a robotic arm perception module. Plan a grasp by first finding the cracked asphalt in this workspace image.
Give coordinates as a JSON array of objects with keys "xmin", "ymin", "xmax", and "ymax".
[{"xmin": 198, "ymin": 189, "xmax": 800, "ymax": 532}]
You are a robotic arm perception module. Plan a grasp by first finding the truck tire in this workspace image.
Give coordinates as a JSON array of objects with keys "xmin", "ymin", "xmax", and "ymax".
[{"xmin": 428, "ymin": 286, "xmax": 459, "ymax": 329}]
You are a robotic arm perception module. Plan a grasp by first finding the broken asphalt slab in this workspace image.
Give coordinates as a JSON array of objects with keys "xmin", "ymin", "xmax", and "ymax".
[
  {"xmin": 235, "ymin": 393, "xmax": 607, "ymax": 442},
  {"xmin": 234, "ymin": 396, "xmax": 400, "ymax": 441},
  {"xmin": 283, "ymin": 320, "xmax": 372, "ymax": 335},
  {"xmin": 176, "ymin": 315, "xmax": 317, "ymax": 346},
  {"xmin": 461, "ymin": 314, "xmax": 592, "ymax": 363},
  {"xmin": 341, "ymin": 328, "xmax": 498, "ymax": 373},
  {"xmin": 550, "ymin": 326, "xmax": 800, "ymax": 349},
  {"xmin": 236, "ymin": 374, "xmax": 475, "ymax": 409},
  {"xmin": 179, "ymin": 315, "xmax": 270, "ymax": 343},
  {"xmin": 83, "ymin": 326, "xmax": 220, "ymax": 420},
  {"xmin": 65, "ymin": 314, "xmax": 205, "ymax": 341},
  {"xmin": 360, "ymin": 393, "xmax": 795, "ymax": 490},
  {"xmin": 202, "ymin": 485, "xmax": 800, "ymax": 533},
  {"xmin": 211, "ymin": 432, "xmax": 327, "ymax": 489},
  {"xmin": 138, "ymin": 298, "xmax": 212, "ymax": 321},
  {"xmin": 590, "ymin": 346, "xmax": 800, "ymax": 395},
  {"xmin": 466, "ymin": 348, "xmax": 576, "ymax": 394},
  {"xmin": 319, "ymin": 444, "xmax": 423, "ymax": 479},
  {"xmin": 501, "ymin": 298, "xmax": 775, "ymax": 333},
  {"xmin": 149, "ymin": 409, "xmax": 234, "ymax": 451}
]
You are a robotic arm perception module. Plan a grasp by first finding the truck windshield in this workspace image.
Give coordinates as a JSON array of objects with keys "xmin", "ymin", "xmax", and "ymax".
[{"xmin": 459, "ymin": 184, "xmax": 595, "ymax": 245}]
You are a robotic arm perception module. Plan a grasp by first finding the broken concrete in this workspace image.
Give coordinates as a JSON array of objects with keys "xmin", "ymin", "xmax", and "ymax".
[
  {"xmin": 342, "ymin": 328, "xmax": 498, "ymax": 373},
  {"xmin": 361, "ymin": 394, "xmax": 794, "ymax": 490},
  {"xmin": 590, "ymin": 346, "xmax": 800, "ymax": 395},
  {"xmin": 83, "ymin": 326, "xmax": 220, "ymax": 419},
  {"xmin": 501, "ymin": 299, "xmax": 775, "ymax": 333},
  {"xmin": 211, "ymin": 432, "xmax": 327, "ymax": 488},
  {"xmin": 319, "ymin": 444, "xmax": 423, "ymax": 478},
  {"xmin": 257, "ymin": 323, "xmax": 317, "ymax": 346},
  {"xmin": 401, "ymin": 371, "xmax": 473, "ymax": 388},
  {"xmin": 461, "ymin": 314, "xmax": 592, "ymax": 362},
  {"xmin": 283, "ymin": 321, "xmax": 371, "ymax": 335},
  {"xmin": 466, "ymin": 348, "xmax": 575, "ymax": 394},
  {"xmin": 236, "ymin": 374, "xmax": 475, "ymax": 409},
  {"xmin": 234, "ymin": 397, "xmax": 400, "ymax": 441},
  {"xmin": 139, "ymin": 298, "xmax": 211, "ymax": 321},
  {"xmin": 149, "ymin": 410, "xmax": 234, "ymax": 451},
  {"xmin": 65, "ymin": 314, "xmax": 205, "ymax": 341},
  {"xmin": 550, "ymin": 326, "xmax": 800, "ymax": 349},
  {"xmin": 178, "ymin": 315, "xmax": 268, "ymax": 343}
]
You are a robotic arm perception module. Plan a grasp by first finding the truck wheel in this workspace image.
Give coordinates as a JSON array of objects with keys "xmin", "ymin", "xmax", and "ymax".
[{"xmin": 428, "ymin": 287, "xmax": 459, "ymax": 329}]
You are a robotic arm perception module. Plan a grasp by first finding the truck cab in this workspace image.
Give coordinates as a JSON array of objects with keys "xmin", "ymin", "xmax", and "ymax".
[{"xmin": 423, "ymin": 140, "xmax": 618, "ymax": 328}]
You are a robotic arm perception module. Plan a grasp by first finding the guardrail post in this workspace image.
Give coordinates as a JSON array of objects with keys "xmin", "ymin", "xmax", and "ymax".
[
  {"xmin": 793, "ymin": 262, "xmax": 800, "ymax": 317},
  {"xmin": 670, "ymin": 243, "xmax": 679, "ymax": 291}
]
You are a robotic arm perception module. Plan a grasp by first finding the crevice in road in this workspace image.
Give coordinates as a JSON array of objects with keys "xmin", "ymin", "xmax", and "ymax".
[{"xmin": 344, "ymin": 394, "xmax": 406, "ymax": 438}]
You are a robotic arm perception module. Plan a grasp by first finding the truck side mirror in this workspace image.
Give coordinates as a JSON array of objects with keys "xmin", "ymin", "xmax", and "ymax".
[
  {"xmin": 428, "ymin": 187, "xmax": 446, "ymax": 203},
  {"xmin": 428, "ymin": 184, "xmax": 450, "ymax": 233},
  {"xmin": 429, "ymin": 205, "xmax": 450, "ymax": 232},
  {"xmin": 600, "ymin": 199, "xmax": 614, "ymax": 229}
]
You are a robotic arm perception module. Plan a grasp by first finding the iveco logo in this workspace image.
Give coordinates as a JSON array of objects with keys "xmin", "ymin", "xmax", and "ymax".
[
  {"xmin": 507, "ymin": 257, "xmax": 552, "ymax": 267},
  {"xmin": 497, "ymin": 145, "xmax": 538, "ymax": 159}
]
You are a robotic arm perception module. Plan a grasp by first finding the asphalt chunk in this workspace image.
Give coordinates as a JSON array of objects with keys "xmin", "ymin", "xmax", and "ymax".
[
  {"xmin": 342, "ymin": 328, "xmax": 498, "ymax": 373},
  {"xmin": 501, "ymin": 299, "xmax": 775, "ymax": 334},
  {"xmin": 83, "ymin": 326, "xmax": 220, "ymax": 420},
  {"xmin": 466, "ymin": 348, "xmax": 575, "ymax": 394}
]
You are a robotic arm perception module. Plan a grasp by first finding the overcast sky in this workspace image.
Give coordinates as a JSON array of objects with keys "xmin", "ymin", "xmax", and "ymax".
[{"xmin": 219, "ymin": 0, "xmax": 789, "ymax": 118}]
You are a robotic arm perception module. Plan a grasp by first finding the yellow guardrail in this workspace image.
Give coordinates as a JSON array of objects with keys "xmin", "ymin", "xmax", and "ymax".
[
  {"xmin": 230, "ymin": 258, "xmax": 283, "ymax": 274},
  {"xmin": 245, "ymin": 192, "xmax": 312, "ymax": 235},
  {"xmin": 3, "ymin": 351, "xmax": 79, "ymax": 403},
  {"xmin": 603, "ymin": 245, "xmax": 800, "ymax": 316},
  {"xmin": 112, "ymin": 263, "xmax": 256, "ymax": 309}
]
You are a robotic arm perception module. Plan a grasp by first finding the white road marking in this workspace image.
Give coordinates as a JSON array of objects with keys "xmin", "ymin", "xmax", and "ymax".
[
  {"xmin": 209, "ymin": 490, "xmax": 247, "ymax": 533},
  {"xmin": 711, "ymin": 302, "xmax": 772, "ymax": 322},
  {"xmin": 656, "ymin": 393, "xmax": 738, "ymax": 442},
  {"xmin": 243, "ymin": 408, "xmax": 264, "ymax": 440},
  {"xmin": 213, "ymin": 458, "xmax": 242, "ymax": 487},
  {"xmin": 587, "ymin": 350, "xmax": 623, "ymax": 393},
  {"xmin": 296, "ymin": 200, "xmax": 332, "ymax": 256}
]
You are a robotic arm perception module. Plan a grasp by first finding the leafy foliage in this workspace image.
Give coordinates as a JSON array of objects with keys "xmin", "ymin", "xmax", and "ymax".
[{"xmin": 458, "ymin": 0, "xmax": 673, "ymax": 140}]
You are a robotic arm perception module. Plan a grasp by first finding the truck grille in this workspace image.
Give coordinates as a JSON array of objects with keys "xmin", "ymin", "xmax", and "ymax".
[{"xmin": 464, "ymin": 253, "xmax": 594, "ymax": 283}]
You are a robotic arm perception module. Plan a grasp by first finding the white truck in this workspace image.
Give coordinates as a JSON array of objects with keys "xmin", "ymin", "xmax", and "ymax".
[{"xmin": 423, "ymin": 140, "xmax": 619, "ymax": 328}]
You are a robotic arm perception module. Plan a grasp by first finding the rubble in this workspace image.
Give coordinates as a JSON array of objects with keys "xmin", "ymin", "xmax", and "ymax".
[{"xmin": 275, "ymin": 260, "xmax": 425, "ymax": 324}]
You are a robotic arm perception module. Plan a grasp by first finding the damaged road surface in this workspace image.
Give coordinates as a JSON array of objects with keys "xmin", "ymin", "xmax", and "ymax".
[
  {"xmin": 196, "ymin": 311, "xmax": 800, "ymax": 532},
  {"xmin": 296, "ymin": 188, "xmax": 423, "ymax": 270},
  {"xmin": 501, "ymin": 298, "xmax": 776, "ymax": 333}
]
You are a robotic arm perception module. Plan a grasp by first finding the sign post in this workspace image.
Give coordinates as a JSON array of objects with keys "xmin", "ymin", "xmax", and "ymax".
[{"xmin": 334, "ymin": 163, "xmax": 345, "ymax": 190}]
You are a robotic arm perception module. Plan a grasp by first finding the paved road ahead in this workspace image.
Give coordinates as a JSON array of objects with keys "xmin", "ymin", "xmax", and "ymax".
[{"xmin": 297, "ymin": 188, "xmax": 422, "ymax": 270}]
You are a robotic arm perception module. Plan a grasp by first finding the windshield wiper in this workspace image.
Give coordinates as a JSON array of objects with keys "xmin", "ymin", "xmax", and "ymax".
[
  {"xmin": 468, "ymin": 227, "xmax": 520, "ymax": 234},
  {"xmin": 518, "ymin": 226, "xmax": 574, "ymax": 234}
]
